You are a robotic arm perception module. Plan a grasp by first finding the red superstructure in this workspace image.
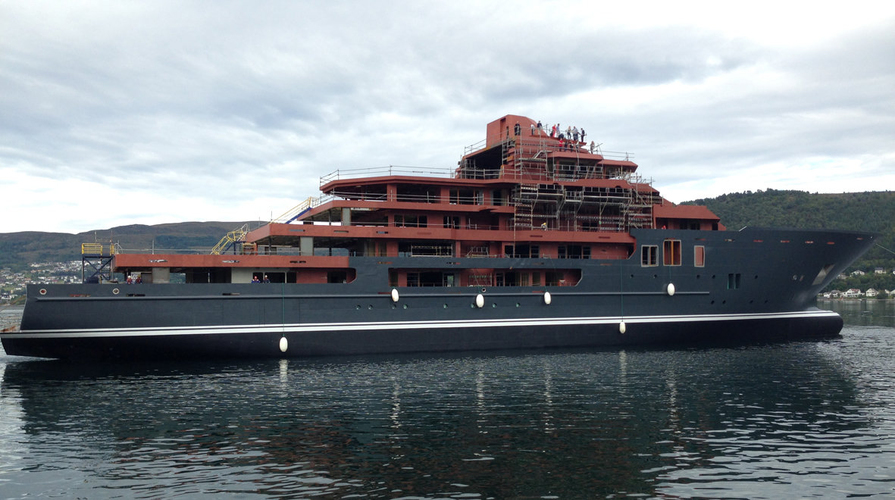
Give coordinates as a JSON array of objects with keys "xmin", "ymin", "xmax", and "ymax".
[{"xmin": 112, "ymin": 114, "xmax": 722, "ymax": 286}]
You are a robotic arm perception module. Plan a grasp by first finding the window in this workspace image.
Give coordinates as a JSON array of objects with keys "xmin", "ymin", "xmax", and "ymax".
[
  {"xmin": 663, "ymin": 239, "xmax": 681, "ymax": 266},
  {"xmin": 558, "ymin": 245, "xmax": 588, "ymax": 259},
  {"xmin": 694, "ymin": 245, "xmax": 705, "ymax": 267},
  {"xmin": 450, "ymin": 189, "xmax": 476, "ymax": 205},
  {"xmin": 406, "ymin": 271, "xmax": 455, "ymax": 287},
  {"xmin": 505, "ymin": 244, "xmax": 538, "ymax": 258},
  {"xmin": 395, "ymin": 215, "xmax": 427, "ymax": 228},
  {"xmin": 641, "ymin": 245, "xmax": 658, "ymax": 267},
  {"xmin": 327, "ymin": 271, "xmax": 348, "ymax": 283},
  {"xmin": 492, "ymin": 190, "xmax": 504, "ymax": 206},
  {"xmin": 727, "ymin": 273, "xmax": 741, "ymax": 290}
]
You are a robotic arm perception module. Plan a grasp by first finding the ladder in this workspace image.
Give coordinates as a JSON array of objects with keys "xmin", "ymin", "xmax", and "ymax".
[{"xmin": 513, "ymin": 183, "xmax": 539, "ymax": 230}]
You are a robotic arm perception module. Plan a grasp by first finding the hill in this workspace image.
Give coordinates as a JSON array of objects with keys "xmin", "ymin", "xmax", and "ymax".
[
  {"xmin": 684, "ymin": 189, "xmax": 895, "ymax": 291},
  {"xmin": 2, "ymin": 190, "xmax": 893, "ymax": 291},
  {"xmin": 0, "ymin": 221, "xmax": 257, "ymax": 271}
]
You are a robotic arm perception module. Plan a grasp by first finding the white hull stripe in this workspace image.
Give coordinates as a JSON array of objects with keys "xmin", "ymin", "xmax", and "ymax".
[{"xmin": 2, "ymin": 310, "xmax": 839, "ymax": 340}]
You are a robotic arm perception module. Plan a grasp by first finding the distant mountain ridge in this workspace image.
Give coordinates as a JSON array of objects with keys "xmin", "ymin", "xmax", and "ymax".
[
  {"xmin": 0, "ymin": 221, "xmax": 257, "ymax": 270},
  {"xmin": 1, "ymin": 190, "xmax": 893, "ymax": 273}
]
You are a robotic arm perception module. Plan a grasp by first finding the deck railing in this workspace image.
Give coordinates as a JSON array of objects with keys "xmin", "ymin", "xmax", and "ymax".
[{"xmin": 320, "ymin": 166, "xmax": 453, "ymax": 186}]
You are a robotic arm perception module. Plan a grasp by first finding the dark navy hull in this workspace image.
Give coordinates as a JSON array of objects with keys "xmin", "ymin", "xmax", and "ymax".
[
  {"xmin": 2, "ymin": 228, "xmax": 874, "ymax": 360},
  {"xmin": 4, "ymin": 310, "xmax": 843, "ymax": 361}
]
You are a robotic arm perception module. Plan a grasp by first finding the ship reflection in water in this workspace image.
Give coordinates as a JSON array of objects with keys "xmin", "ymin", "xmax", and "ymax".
[{"xmin": 2, "ymin": 325, "xmax": 895, "ymax": 498}]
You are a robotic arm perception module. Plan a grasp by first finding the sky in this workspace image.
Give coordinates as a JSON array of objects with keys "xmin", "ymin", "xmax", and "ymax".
[{"xmin": 2, "ymin": 0, "xmax": 894, "ymax": 234}]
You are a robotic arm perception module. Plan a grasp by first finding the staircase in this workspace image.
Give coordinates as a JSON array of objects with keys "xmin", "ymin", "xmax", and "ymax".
[{"xmin": 210, "ymin": 224, "xmax": 249, "ymax": 255}]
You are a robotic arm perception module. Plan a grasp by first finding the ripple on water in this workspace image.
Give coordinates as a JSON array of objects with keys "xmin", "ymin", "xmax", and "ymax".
[{"xmin": 0, "ymin": 326, "xmax": 894, "ymax": 498}]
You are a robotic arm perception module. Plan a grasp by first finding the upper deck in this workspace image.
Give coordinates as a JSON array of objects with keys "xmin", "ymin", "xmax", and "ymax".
[
  {"xmin": 271, "ymin": 115, "xmax": 716, "ymax": 236},
  {"xmin": 102, "ymin": 115, "xmax": 725, "ymax": 286}
]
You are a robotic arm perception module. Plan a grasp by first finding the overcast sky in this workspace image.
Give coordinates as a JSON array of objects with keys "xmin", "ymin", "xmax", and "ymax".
[{"xmin": 2, "ymin": 1, "xmax": 893, "ymax": 234}]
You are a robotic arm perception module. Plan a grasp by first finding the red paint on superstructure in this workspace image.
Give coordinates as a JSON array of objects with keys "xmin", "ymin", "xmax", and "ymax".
[{"xmin": 107, "ymin": 114, "xmax": 724, "ymax": 287}]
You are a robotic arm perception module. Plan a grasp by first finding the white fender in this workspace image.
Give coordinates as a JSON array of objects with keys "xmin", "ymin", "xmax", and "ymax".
[
  {"xmin": 475, "ymin": 293, "xmax": 485, "ymax": 308},
  {"xmin": 543, "ymin": 291, "xmax": 552, "ymax": 305},
  {"xmin": 391, "ymin": 288, "xmax": 400, "ymax": 303},
  {"xmin": 666, "ymin": 283, "xmax": 675, "ymax": 296},
  {"xmin": 619, "ymin": 321, "xmax": 627, "ymax": 334},
  {"xmin": 279, "ymin": 337, "xmax": 288, "ymax": 353}
]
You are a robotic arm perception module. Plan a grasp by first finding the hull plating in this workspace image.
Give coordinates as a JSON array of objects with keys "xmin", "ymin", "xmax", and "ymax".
[{"xmin": 1, "ymin": 228, "xmax": 873, "ymax": 360}]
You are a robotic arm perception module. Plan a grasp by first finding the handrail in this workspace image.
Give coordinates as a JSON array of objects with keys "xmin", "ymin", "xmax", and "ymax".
[
  {"xmin": 271, "ymin": 196, "xmax": 323, "ymax": 224},
  {"xmin": 317, "ymin": 147, "xmax": 637, "ymax": 186},
  {"xmin": 81, "ymin": 243, "xmax": 116, "ymax": 256},
  {"xmin": 320, "ymin": 165, "xmax": 453, "ymax": 186},
  {"xmin": 463, "ymin": 138, "xmax": 487, "ymax": 155}
]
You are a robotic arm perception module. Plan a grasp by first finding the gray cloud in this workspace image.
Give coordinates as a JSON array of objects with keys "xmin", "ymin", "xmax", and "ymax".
[{"xmin": 1, "ymin": 1, "xmax": 893, "ymax": 233}]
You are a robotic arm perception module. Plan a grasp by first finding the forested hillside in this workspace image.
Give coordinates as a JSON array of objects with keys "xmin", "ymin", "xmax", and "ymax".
[
  {"xmin": 686, "ymin": 190, "xmax": 895, "ymax": 291},
  {"xmin": 2, "ymin": 190, "xmax": 893, "ymax": 292}
]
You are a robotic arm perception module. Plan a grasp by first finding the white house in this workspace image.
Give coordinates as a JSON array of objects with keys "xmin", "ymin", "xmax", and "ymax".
[{"xmin": 843, "ymin": 288, "xmax": 862, "ymax": 298}]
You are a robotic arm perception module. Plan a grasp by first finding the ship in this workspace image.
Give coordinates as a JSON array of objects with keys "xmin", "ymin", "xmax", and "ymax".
[{"xmin": 1, "ymin": 115, "xmax": 876, "ymax": 360}]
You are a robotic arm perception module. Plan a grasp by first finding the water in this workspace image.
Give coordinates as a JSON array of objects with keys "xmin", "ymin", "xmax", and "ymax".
[{"xmin": 1, "ymin": 304, "xmax": 894, "ymax": 499}]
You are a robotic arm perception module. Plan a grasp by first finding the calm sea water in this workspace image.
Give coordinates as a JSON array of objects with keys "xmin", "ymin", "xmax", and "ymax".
[{"xmin": 1, "ymin": 302, "xmax": 894, "ymax": 499}]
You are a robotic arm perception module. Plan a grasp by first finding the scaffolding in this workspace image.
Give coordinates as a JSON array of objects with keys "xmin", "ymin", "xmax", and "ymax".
[
  {"xmin": 493, "ymin": 135, "xmax": 657, "ymax": 233},
  {"xmin": 81, "ymin": 243, "xmax": 115, "ymax": 283}
]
